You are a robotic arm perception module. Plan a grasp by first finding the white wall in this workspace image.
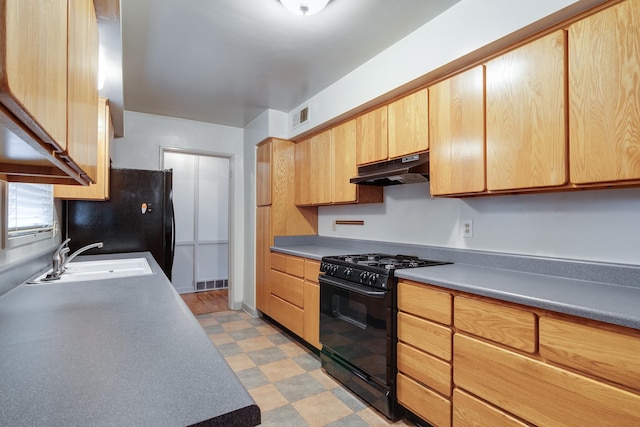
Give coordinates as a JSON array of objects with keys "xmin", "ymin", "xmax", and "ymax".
[
  {"xmin": 113, "ymin": 111, "xmax": 246, "ymax": 308},
  {"xmin": 319, "ymin": 184, "xmax": 640, "ymax": 266}
]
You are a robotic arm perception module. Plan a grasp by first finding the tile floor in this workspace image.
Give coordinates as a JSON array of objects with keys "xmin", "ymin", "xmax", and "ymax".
[{"xmin": 196, "ymin": 310, "xmax": 415, "ymax": 427}]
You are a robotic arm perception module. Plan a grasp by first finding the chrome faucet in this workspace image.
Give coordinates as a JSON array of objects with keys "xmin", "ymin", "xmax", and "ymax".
[
  {"xmin": 46, "ymin": 240, "xmax": 103, "ymax": 280},
  {"xmin": 61, "ymin": 242, "xmax": 104, "ymax": 270},
  {"xmin": 51, "ymin": 238, "xmax": 71, "ymax": 277}
]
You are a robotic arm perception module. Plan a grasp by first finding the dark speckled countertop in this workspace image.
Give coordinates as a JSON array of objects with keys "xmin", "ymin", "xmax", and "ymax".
[
  {"xmin": 0, "ymin": 252, "xmax": 259, "ymax": 427},
  {"xmin": 272, "ymin": 236, "xmax": 640, "ymax": 330}
]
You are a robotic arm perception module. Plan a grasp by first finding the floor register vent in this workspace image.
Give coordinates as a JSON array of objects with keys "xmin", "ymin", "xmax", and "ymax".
[{"xmin": 195, "ymin": 279, "xmax": 228, "ymax": 291}]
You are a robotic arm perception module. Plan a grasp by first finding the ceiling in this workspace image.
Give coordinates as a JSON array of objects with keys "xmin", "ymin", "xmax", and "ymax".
[{"xmin": 120, "ymin": 0, "xmax": 462, "ymax": 129}]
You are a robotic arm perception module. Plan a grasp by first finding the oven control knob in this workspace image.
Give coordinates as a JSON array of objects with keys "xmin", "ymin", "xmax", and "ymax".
[
  {"xmin": 344, "ymin": 268, "xmax": 352, "ymax": 278},
  {"xmin": 359, "ymin": 272, "xmax": 368, "ymax": 283},
  {"xmin": 369, "ymin": 273, "xmax": 379, "ymax": 285}
]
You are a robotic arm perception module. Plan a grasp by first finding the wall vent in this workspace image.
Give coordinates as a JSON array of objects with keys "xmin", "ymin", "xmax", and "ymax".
[
  {"xmin": 195, "ymin": 278, "xmax": 228, "ymax": 291},
  {"xmin": 293, "ymin": 105, "xmax": 310, "ymax": 129}
]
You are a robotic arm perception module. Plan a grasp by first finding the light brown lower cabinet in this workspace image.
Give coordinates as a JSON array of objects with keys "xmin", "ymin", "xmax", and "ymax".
[
  {"xmin": 398, "ymin": 281, "xmax": 640, "ymax": 427},
  {"xmin": 267, "ymin": 252, "xmax": 320, "ymax": 349},
  {"xmin": 452, "ymin": 389, "xmax": 528, "ymax": 427},
  {"xmin": 303, "ymin": 260, "xmax": 321, "ymax": 349},
  {"xmin": 454, "ymin": 333, "xmax": 640, "ymax": 426},
  {"xmin": 397, "ymin": 373, "xmax": 451, "ymax": 427}
]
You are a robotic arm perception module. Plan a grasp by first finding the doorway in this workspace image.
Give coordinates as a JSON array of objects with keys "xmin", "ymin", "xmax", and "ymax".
[{"xmin": 162, "ymin": 149, "xmax": 231, "ymax": 310}]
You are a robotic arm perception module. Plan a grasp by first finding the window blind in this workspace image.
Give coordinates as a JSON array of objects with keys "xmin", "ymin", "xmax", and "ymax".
[{"xmin": 7, "ymin": 183, "xmax": 54, "ymax": 237}]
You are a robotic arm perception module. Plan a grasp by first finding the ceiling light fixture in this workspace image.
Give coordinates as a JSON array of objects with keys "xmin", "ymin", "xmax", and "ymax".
[{"xmin": 280, "ymin": 0, "xmax": 330, "ymax": 16}]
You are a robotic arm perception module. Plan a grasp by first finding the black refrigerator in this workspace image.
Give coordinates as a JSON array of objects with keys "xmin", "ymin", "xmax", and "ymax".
[{"xmin": 66, "ymin": 168, "xmax": 175, "ymax": 280}]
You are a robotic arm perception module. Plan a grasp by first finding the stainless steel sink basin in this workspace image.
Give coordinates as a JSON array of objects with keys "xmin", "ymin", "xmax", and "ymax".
[{"xmin": 29, "ymin": 258, "xmax": 153, "ymax": 284}]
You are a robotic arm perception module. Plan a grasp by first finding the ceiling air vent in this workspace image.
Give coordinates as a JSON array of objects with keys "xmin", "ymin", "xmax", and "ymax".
[{"xmin": 293, "ymin": 105, "xmax": 309, "ymax": 129}]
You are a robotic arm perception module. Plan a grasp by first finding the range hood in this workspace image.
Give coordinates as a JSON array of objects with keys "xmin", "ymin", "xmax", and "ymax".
[{"xmin": 350, "ymin": 152, "xmax": 429, "ymax": 186}]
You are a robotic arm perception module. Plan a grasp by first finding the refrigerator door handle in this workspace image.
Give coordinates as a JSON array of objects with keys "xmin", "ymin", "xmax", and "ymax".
[{"xmin": 170, "ymin": 199, "xmax": 176, "ymax": 271}]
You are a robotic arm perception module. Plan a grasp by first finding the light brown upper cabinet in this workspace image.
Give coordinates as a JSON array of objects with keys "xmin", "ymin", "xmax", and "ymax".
[
  {"xmin": 331, "ymin": 120, "xmax": 358, "ymax": 203},
  {"xmin": 429, "ymin": 66, "xmax": 486, "ymax": 196},
  {"xmin": 388, "ymin": 88, "xmax": 429, "ymax": 159},
  {"xmin": 310, "ymin": 130, "xmax": 332, "ymax": 205},
  {"xmin": 356, "ymin": 105, "xmax": 388, "ymax": 165},
  {"xmin": 295, "ymin": 131, "xmax": 331, "ymax": 206},
  {"xmin": 256, "ymin": 141, "xmax": 272, "ymax": 206},
  {"xmin": 67, "ymin": 0, "xmax": 99, "ymax": 184},
  {"xmin": 55, "ymin": 98, "xmax": 112, "ymax": 200},
  {"xmin": 0, "ymin": 0, "xmax": 68, "ymax": 152},
  {"xmin": 296, "ymin": 123, "xmax": 382, "ymax": 206},
  {"xmin": 569, "ymin": 0, "xmax": 640, "ymax": 184},
  {"xmin": 486, "ymin": 30, "xmax": 567, "ymax": 191},
  {"xmin": 0, "ymin": 0, "xmax": 98, "ymax": 185}
]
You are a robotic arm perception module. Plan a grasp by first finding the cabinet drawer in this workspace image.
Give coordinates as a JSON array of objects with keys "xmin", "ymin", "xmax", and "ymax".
[
  {"xmin": 398, "ymin": 373, "xmax": 451, "ymax": 427},
  {"xmin": 398, "ymin": 280, "xmax": 452, "ymax": 325},
  {"xmin": 270, "ymin": 269, "xmax": 304, "ymax": 308},
  {"xmin": 454, "ymin": 296, "xmax": 536, "ymax": 353},
  {"xmin": 269, "ymin": 294, "xmax": 304, "ymax": 337},
  {"xmin": 285, "ymin": 256, "xmax": 305, "ymax": 278},
  {"xmin": 271, "ymin": 252, "xmax": 286, "ymax": 272},
  {"xmin": 454, "ymin": 333, "xmax": 640, "ymax": 426},
  {"xmin": 539, "ymin": 316, "xmax": 640, "ymax": 392},
  {"xmin": 304, "ymin": 259, "xmax": 320, "ymax": 283},
  {"xmin": 398, "ymin": 312, "xmax": 452, "ymax": 361},
  {"xmin": 398, "ymin": 342, "xmax": 451, "ymax": 397},
  {"xmin": 453, "ymin": 389, "xmax": 528, "ymax": 427}
]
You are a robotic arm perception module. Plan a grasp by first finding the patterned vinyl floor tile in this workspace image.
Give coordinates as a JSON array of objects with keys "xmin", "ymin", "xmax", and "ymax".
[{"xmin": 196, "ymin": 311, "xmax": 415, "ymax": 427}]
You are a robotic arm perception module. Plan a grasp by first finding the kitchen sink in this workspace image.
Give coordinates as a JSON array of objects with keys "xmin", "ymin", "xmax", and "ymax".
[{"xmin": 29, "ymin": 258, "xmax": 154, "ymax": 284}]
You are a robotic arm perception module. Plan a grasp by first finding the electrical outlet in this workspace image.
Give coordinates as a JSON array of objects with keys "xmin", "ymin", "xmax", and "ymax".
[{"xmin": 461, "ymin": 220, "xmax": 473, "ymax": 238}]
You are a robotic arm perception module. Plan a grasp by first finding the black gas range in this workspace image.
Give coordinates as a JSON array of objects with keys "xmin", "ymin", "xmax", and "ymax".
[
  {"xmin": 318, "ymin": 253, "xmax": 451, "ymax": 420},
  {"xmin": 320, "ymin": 253, "xmax": 451, "ymax": 289}
]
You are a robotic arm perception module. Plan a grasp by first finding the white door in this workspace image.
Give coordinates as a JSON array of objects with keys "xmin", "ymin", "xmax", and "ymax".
[{"xmin": 163, "ymin": 150, "xmax": 230, "ymax": 296}]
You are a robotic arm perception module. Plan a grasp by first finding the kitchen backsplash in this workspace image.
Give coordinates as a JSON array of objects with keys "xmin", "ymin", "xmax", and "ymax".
[{"xmin": 318, "ymin": 183, "xmax": 640, "ymax": 266}]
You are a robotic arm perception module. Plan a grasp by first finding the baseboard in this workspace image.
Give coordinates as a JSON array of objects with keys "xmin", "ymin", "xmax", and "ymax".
[{"xmin": 241, "ymin": 302, "xmax": 259, "ymax": 318}]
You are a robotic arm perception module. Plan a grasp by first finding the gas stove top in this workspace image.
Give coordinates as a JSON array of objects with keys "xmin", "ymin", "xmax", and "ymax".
[
  {"xmin": 320, "ymin": 253, "xmax": 451, "ymax": 289},
  {"xmin": 331, "ymin": 253, "xmax": 449, "ymax": 270}
]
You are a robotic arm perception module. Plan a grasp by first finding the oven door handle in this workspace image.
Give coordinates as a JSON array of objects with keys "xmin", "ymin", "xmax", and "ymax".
[{"xmin": 319, "ymin": 275, "xmax": 387, "ymax": 298}]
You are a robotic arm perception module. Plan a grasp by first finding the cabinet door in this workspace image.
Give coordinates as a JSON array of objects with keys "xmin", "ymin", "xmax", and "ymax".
[
  {"xmin": 294, "ymin": 138, "xmax": 312, "ymax": 206},
  {"xmin": 66, "ymin": 0, "xmax": 99, "ymax": 182},
  {"xmin": 388, "ymin": 88, "xmax": 428, "ymax": 159},
  {"xmin": 303, "ymin": 281, "xmax": 321, "ymax": 349},
  {"xmin": 256, "ymin": 206, "xmax": 271, "ymax": 314},
  {"xmin": 256, "ymin": 141, "xmax": 272, "ymax": 206},
  {"xmin": 0, "ymin": 0, "xmax": 68, "ymax": 151},
  {"xmin": 486, "ymin": 30, "xmax": 567, "ymax": 191},
  {"xmin": 356, "ymin": 105, "xmax": 388, "ymax": 165},
  {"xmin": 331, "ymin": 119, "xmax": 357, "ymax": 203},
  {"xmin": 55, "ymin": 98, "xmax": 111, "ymax": 200},
  {"xmin": 429, "ymin": 66, "xmax": 486, "ymax": 195},
  {"xmin": 569, "ymin": 0, "xmax": 640, "ymax": 184},
  {"xmin": 309, "ymin": 130, "xmax": 332, "ymax": 205}
]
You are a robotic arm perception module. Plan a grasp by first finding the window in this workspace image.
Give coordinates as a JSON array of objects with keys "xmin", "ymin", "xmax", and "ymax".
[{"xmin": 6, "ymin": 183, "xmax": 54, "ymax": 242}]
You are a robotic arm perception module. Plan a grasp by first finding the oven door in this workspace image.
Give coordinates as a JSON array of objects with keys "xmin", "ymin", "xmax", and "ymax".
[{"xmin": 319, "ymin": 274, "xmax": 392, "ymax": 387}]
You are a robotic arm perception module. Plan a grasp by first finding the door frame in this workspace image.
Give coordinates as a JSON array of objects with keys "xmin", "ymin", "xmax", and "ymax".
[{"xmin": 160, "ymin": 146, "xmax": 233, "ymax": 310}]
